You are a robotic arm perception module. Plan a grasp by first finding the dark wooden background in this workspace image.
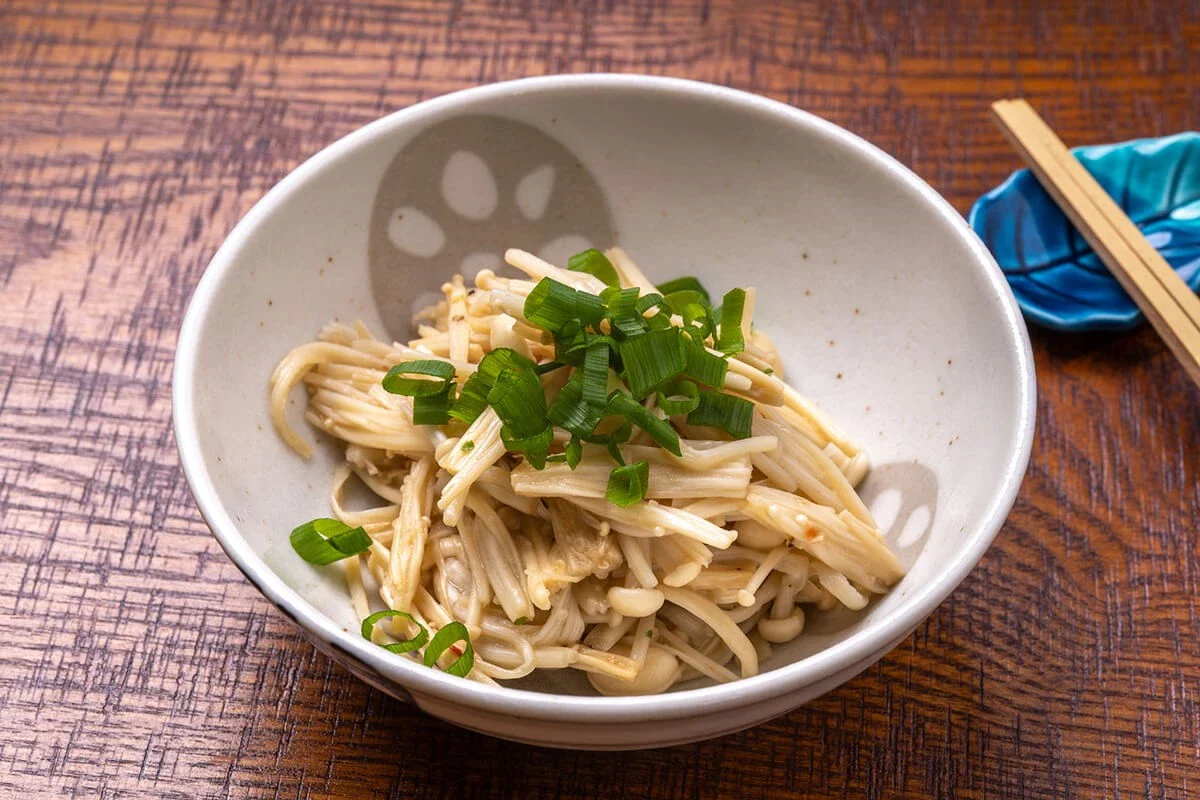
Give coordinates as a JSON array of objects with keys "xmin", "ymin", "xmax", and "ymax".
[{"xmin": 2, "ymin": 1, "xmax": 1198, "ymax": 797}]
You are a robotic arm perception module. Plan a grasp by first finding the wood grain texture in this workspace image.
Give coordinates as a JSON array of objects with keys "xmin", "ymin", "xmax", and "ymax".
[{"xmin": 1, "ymin": 1, "xmax": 1198, "ymax": 797}]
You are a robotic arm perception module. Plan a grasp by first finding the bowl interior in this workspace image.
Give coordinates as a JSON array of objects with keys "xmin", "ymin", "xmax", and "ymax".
[{"xmin": 181, "ymin": 78, "xmax": 1030, "ymax": 698}]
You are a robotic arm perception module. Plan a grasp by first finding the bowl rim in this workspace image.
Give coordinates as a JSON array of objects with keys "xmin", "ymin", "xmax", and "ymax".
[{"xmin": 173, "ymin": 73, "xmax": 1037, "ymax": 723}]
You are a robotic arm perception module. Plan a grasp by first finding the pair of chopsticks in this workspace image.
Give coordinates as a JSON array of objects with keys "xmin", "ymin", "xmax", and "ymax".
[{"xmin": 991, "ymin": 99, "xmax": 1200, "ymax": 388}]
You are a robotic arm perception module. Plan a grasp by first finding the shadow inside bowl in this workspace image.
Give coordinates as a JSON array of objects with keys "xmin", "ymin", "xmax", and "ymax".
[{"xmin": 368, "ymin": 114, "xmax": 617, "ymax": 340}]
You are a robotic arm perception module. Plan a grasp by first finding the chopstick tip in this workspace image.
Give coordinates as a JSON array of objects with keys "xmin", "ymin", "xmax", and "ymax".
[{"xmin": 991, "ymin": 97, "xmax": 1030, "ymax": 113}]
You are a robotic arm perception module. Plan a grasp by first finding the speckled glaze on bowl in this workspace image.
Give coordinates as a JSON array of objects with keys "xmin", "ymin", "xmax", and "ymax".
[{"xmin": 173, "ymin": 75, "xmax": 1036, "ymax": 750}]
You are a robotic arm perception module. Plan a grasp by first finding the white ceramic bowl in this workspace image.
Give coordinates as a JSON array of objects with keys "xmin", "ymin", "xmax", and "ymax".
[{"xmin": 173, "ymin": 75, "xmax": 1035, "ymax": 750}]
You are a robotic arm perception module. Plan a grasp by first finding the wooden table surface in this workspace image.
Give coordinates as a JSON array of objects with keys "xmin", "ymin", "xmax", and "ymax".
[{"xmin": 2, "ymin": 1, "xmax": 1198, "ymax": 797}]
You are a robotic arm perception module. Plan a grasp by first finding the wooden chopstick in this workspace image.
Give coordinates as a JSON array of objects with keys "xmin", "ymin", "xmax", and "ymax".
[{"xmin": 990, "ymin": 98, "xmax": 1200, "ymax": 388}]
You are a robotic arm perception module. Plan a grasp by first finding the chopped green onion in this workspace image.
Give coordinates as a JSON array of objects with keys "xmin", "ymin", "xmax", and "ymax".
[
  {"xmin": 606, "ymin": 459, "xmax": 650, "ymax": 506},
  {"xmin": 290, "ymin": 518, "xmax": 372, "ymax": 565},
  {"xmin": 662, "ymin": 289, "xmax": 713, "ymax": 339},
  {"xmin": 449, "ymin": 380, "xmax": 488, "ymax": 425},
  {"xmin": 450, "ymin": 348, "xmax": 536, "ymax": 425},
  {"xmin": 564, "ymin": 328, "xmax": 618, "ymax": 357},
  {"xmin": 605, "ymin": 390, "xmax": 681, "ymax": 456},
  {"xmin": 501, "ymin": 424, "xmax": 554, "ymax": 469},
  {"xmin": 684, "ymin": 304, "xmax": 716, "ymax": 341},
  {"xmin": 656, "ymin": 276, "xmax": 711, "ymax": 304},
  {"xmin": 635, "ymin": 293, "xmax": 674, "ymax": 330},
  {"xmin": 574, "ymin": 287, "xmax": 610, "ymax": 329},
  {"xmin": 487, "ymin": 367, "xmax": 548, "ymax": 438},
  {"xmin": 525, "ymin": 277, "xmax": 605, "ymax": 333},
  {"xmin": 586, "ymin": 419, "xmax": 632, "ymax": 446},
  {"xmin": 581, "ymin": 341, "xmax": 611, "ymax": 409},
  {"xmin": 382, "ymin": 360, "xmax": 456, "ymax": 396},
  {"xmin": 638, "ymin": 292, "xmax": 676, "ymax": 323},
  {"xmin": 424, "ymin": 621, "xmax": 475, "ymax": 677},
  {"xmin": 553, "ymin": 322, "xmax": 617, "ymax": 367},
  {"xmin": 412, "ymin": 383, "xmax": 455, "ymax": 425},
  {"xmin": 686, "ymin": 390, "xmax": 755, "ymax": 439},
  {"xmin": 762, "ymin": 367, "xmax": 774, "ymax": 375},
  {"xmin": 567, "ymin": 248, "xmax": 620, "ymax": 288},
  {"xmin": 552, "ymin": 319, "xmax": 588, "ymax": 365},
  {"xmin": 657, "ymin": 379, "xmax": 700, "ymax": 415},
  {"xmin": 361, "ymin": 609, "xmax": 429, "ymax": 654},
  {"xmin": 525, "ymin": 277, "xmax": 582, "ymax": 332},
  {"xmin": 565, "ymin": 435, "xmax": 582, "ymax": 469},
  {"xmin": 602, "ymin": 286, "xmax": 647, "ymax": 338},
  {"xmin": 663, "ymin": 289, "xmax": 709, "ymax": 316},
  {"xmin": 633, "ymin": 292, "xmax": 681, "ymax": 333},
  {"xmin": 584, "ymin": 417, "xmax": 633, "ymax": 464},
  {"xmin": 460, "ymin": 439, "xmax": 475, "ymax": 453},
  {"xmin": 547, "ymin": 371, "xmax": 601, "ymax": 439},
  {"xmin": 682, "ymin": 339, "xmax": 729, "ymax": 388},
  {"xmin": 635, "ymin": 293, "xmax": 667, "ymax": 314},
  {"xmin": 514, "ymin": 616, "xmax": 530, "ymax": 625},
  {"xmin": 716, "ymin": 288, "xmax": 746, "ymax": 354},
  {"xmin": 545, "ymin": 453, "xmax": 568, "ymax": 464},
  {"xmin": 618, "ymin": 328, "xmax": 686, "ymax": 398},
  {"xmin": 645, "ymin": 314, "xmax": 673, "ymax": 331}
]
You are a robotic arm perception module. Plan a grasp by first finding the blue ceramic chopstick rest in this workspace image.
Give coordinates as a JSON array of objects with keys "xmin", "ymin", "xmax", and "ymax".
[{"xmin": 969, "ymin": 132, "xmax": 1200, "ymax": 332}]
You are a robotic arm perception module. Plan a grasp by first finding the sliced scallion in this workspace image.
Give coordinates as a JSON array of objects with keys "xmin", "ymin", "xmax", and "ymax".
[
  {"xmin": 525, "ymin": 277, "xmax": 582, "ymax": 332},
  {"xmin": 501, "ymin": 424, "xmax": 554, "ymax": 469},
  {"xmin": 555, "ymin": 324, "xmax": 617, "ymax": 366},
  {"xmin": 716, "ymin": 288, "xmax": 746, "ymax": 354},
  {"xmin": 567, "ymin": 248, "xmax": 620, "ymax": 288},
  {"xmin": 618, "ymin": 327, "xmax": 686, "ymax": 398},
  {"xmin": 552, "ymin": 321, "xmax": 618, "ymax": 370},
  {"xmin": 662, "ymin": 289, "xmax": 713, "ymax": 339},
  {"xmin": 565, "ymin": 435, "xmax": 582, "ymax": 469},
  {"xmin": 525, "ymin": 277, "xmax": 605, "ymax": 333},
  {"xmin": 657, "ymin": 379, "xmax": 700, "ymax": 415},
  {"xmin": 635, "ymin": 293, "xmax": 674, "ymax": 331},
  {"xmin": 605, "ymin": 459, "xmax": 650, "ymax": 506},
  {"xmin": 412, "ymin": 383, "xmax": 456, "ymax": 425},
  {"xmin": 581, "ymin": 341, "xmax": 611, "ymax": 409},
  {"xmin": 582, "ymin": 417, "xmax": 632, "ymax": 463},
  {"xmin": 663, "ymin": 289, "xmax": 709, "ymax": 316},
  {"xmin": 547, "ymin": 371, "xmax": 601, "ymax": 439},
  {"xmin": 656, "ymin": 276, "xmax": 711, "ymax": 304},
  {"xmin": 290, "ymin": 518, "xmax": 372, "ymax": 565},
  {"xmin": 487, "ymin": 367, "xmax": 548, "ymax": 438},
  {"xmin": 602, "ymin": 286, "xmax": 646, "ymax": 338},
  {"xmin": 635, "ymin": 293, "xmax": 667, "ymax": 315},
  {"xmin": 423, "ymin": 621, "xmax": 475, "ymax": 676},
  {"xmin": 382, "ymin": 359, "xmax": 455, "ymax": 396},
  {"xmin": 587, "ymin": 419, "xmax": 632, "ymax": 445},
  {"xmin": 682, "ymin": 339, "xmax": 729, "ymax": 388},
  {"xmin": 605, "ymin": 390, "xmax": 681, "ymax": 456},
  {"xmin": 686, "ymin": 389, "xmax": 755, "ymax": 439},
  {"xmin": 682, "ymin": 304, "xmax": 715, "ymax": 341},
  {"xmin": 361, "ymin": 609, "xmax": 429, "ymax": 654},
  {"xmin": 450, "ymin": 348, "xmax": 536, "ymax": 425},
  {"xmin": 552, "ymin": 319, "xmax": 588, "ymax": 365}
]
